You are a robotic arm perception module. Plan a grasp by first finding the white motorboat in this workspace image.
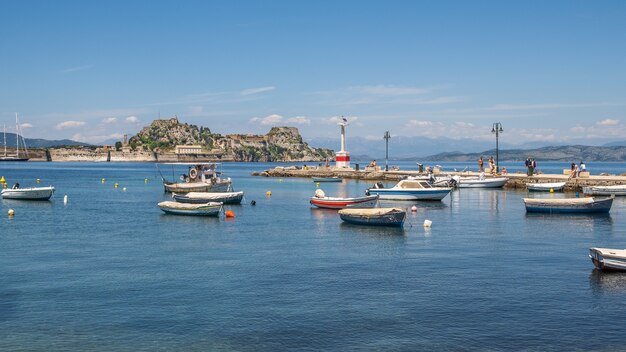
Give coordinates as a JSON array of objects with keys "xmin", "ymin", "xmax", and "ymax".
[
  {"xmin": 159, "ymin": 163, "xmax": 232, "ymax": 193},
  {"xmin": 455, "ymin": 174, "xmax": 508, "ymax": 189},
  {"xmin": 366, "ymin": 179, "xmax": 452, "ymax": 201},
  {"xmin": 583, "ymin": 185, "xmax": 626, "ymax": 196},
  {"xmin": 173, "ymin": 191, "xmax": 244, "ymax": 204},
  {"xmin": 589, "ymin": 247, "xmax": 626, "ymax": 271},
  {"xmin": 1, "ymin": 186, "xmax": 55, "ymax": 200},
  {"xmin": 526, "ymin": 182, "xmax": 566, "ymax": 192}
]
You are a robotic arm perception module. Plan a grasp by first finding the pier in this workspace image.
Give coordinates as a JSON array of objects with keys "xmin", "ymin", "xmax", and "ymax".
[{"xmin": 252, "ymin": 166, "xmax": 626, "ymax": 191}]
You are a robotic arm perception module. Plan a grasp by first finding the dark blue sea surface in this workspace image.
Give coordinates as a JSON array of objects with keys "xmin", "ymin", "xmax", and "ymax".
[{"xmin": 2, "ymin": 162, "xmax": 626, "ymax": 351}]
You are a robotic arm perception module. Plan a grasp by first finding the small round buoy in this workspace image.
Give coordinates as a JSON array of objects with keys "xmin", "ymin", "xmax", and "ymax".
[
  {"xmin": 423, "ymin": 219, "xmax": 432, "ymax": 228},
  {"xmin": 114, "ymin": 183, "xmax": 119, "ymax": 189},
  {"xmin": 101, "ymin": 178, "xmax": 105, "ymax": 183},
  {"xmin": 63, "ymin": 195, "xmax": 68, "ymax": 205},
  {"xmin": 225, "ymin": 210, "xmax": 235, "ymax": 218},
  {"xmin": 8, "ymin": 209, "xmax": 15, "ymax": 217},
  {"xmin": 123, "ymin": 187, "xmax": 127, "ymax": 192},
  {"xmin": 279, "ymin": 179, "xmax": 283, "ymax": 182},
  {"xmin": 549, "ymin": 188, "xmax": 554, "ymax": 193},
  {"xmin": 266, "ymin": 191, "xmax": 272, "ymax": 197},
  {"xmin": 250, "ymin": 200, "xmax": 256, "ymax": 206},
  {"xmin": 144, "ymin": 178, "xmax": 148, "ymax": 183},
  {"xmin": 36, "ymin": 178, "xmax": 40, "ymax": 184},
  {"xmin": 316, "ymin": 182, "xmax": 320, "ymax": 188},
  {"xmin": 411, "ymin": 205, "xmax": 417, "ymax": 212}
]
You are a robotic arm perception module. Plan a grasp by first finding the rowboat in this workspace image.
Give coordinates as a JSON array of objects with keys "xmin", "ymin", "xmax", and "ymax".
[
  {"xmin": 522, "ymin": 196, "xmax": 613, "ymax": 214},
  {"xmin": 173, "ymin": 191, "xmax": 244, "ymax": 204},
  {"xmin": 526, "ymin": 182, "xmax": 566, "ymax": 192},
  {"xmin": 455, "ymin": 176, "xmax": 508, "ymax": 188},
  {"xmin": 157, "ymin": 201, "xmax": 223, "ymax": 216},
  {"xmin": 365, "ymin": 179, "xmax": 452, "ymax": 201},
  {"xmin": 589, "ymin": 247, "xmax": 626, "ymax": 271},
  {"xmin": 1, "ymin": 186, "xmax": 55, "ymax": 200},
  {"xmin": 312, "ymin": 177, "xmax": 342, "ymax": 183},
  {"xmin": 310, "ymin": 189, "xmax": 378, "ymax": 209},
  {"xmin": 583, "ymin": 185, "xmax": 626, "ymax": 196},
  {"xmin": 338, "ymin": 207, "xmax": 406, "ymax": 227}
]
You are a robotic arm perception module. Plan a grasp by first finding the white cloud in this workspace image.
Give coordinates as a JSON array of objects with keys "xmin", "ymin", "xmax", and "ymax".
[
  {"xmin": 72, "ymin": 132, "xmax": 124, "ymax": 144},
  {"xmin": 56, "ymin": 120, "xmax": 86, "ymax": 129},
  {"xmin": 60, "ymin": 64, "xmax": 94, "ymax": 74},
  {"xmin": 241, "ymin": 86, "xmax": 275, "ymax": 96},
  {"xmin": 103, "ymin": 117, "xmax": 117, "ymax": 124},
  {"xmin": 597, "ymin": 118, "xmax": 619, "ymax": 126},
  {"xmin": 355, "ymin": 85, "xmax": 429, "ymax": 96},
  {"xmin": 285, "ymin": 116, "xmax": 310, "ymax": 125},
  {"xmin": 125, "ymin": 116, "xmax": 139, "ymax": 124},
  {"xmin": 19, "ymin": 123, "xmax": 33, "ymax": 129},
  {"xmin": 250, "ymin": 114, "xmax": 283, "ymax": 126},
  {"xmin": 325, "ymin": 116, "xmax": 359, "ymax": 125},
  {"xmin": 406, "ymin": 120, "xmax": 433, "ymax": 128}
]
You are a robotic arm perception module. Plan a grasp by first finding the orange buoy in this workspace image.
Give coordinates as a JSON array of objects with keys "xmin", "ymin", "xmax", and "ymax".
[{"xmin": 225, "ymin": 210, "xmax": 235, "ymax": 218}]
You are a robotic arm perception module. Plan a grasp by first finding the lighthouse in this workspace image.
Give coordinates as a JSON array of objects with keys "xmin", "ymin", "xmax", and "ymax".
[{"xmin": 335, "ymin": 117, "xmax": 351, "ymax": 168}]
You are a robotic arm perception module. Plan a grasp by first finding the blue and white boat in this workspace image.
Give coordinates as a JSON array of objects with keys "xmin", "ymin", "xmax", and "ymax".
[
  {"xmin": 338, "ymin": 207, "xmax": 406, "ymax": 227},
  {"xmin": 365, "ymin": 179, "xmax": 452, "ymax": 201},
  {"xmin": 523, "ymin": 196, "xmax": 613, "ymax": 214},
  {"xmin": 158, "ymin": 201, "xmax": 223, "ymax": 216}
]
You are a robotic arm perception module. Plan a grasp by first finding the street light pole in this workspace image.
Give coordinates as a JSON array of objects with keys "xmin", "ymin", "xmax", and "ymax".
[
  {"xmin": 384, "ymin": 131, "xmax": 391, "ymax": 172},
  {"xmin": 491, "ymin": 122, "xmax": 503, "ymax": 173}
]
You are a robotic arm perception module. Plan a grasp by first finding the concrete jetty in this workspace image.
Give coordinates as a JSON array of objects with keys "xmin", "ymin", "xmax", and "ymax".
[{"xmin": 252, "ymin": 166, "xmax": 626, "ymax": 191}]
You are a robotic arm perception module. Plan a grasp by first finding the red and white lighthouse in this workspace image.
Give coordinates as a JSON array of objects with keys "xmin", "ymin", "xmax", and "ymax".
[{"xmin": 335, "ymin": 117, "xmax": 351, "ymax": 168}]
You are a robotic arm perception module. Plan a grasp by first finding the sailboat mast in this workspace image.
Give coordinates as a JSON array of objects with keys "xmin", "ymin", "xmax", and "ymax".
[
  {"xmin": 15, "ymin": 113, "xmax": 19, "ymax": 158},
  {"xmin": 3, "ymin": 124, "xmax": 6, "ymax": 158}
]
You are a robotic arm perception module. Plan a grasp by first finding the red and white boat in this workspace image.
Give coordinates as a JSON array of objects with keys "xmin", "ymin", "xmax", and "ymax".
[{"xmin": 309, "ymin": 189, "xmax": 378, "ymax": 209}]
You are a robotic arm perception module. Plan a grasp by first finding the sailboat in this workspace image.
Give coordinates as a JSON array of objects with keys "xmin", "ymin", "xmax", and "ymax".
[{"xmin": 1, "ymin": 113, "xmax": 29, "ymax": 162}]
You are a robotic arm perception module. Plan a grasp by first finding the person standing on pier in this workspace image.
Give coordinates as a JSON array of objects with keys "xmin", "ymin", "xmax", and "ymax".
[
  {"xmin": 570, "ymin": 162, "xmax": 578, "ymax": 179},
  {"xmin": 478, "ymin": 156, "xmax": 484, "ymax": 172},
  {"xmin": 525, "ymin": 156, "xmax": 533, "ymax": 176},
  {"xmin": 579, "ymin": 160, "xmax": 586, "ymax": 176},
  {"xmin": 488, "ymin": 156, "xmax": 496, "ymax": 175}
]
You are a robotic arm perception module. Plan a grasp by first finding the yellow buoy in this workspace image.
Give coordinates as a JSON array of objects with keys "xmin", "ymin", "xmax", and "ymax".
[
  {"xmin": 144, "ymin": 178, "xmax": 148, "ymax": 183},
  {"xmin": 266, "ymin": 191, "xmax": 272, "ymax": 197},
  {"xmin": 0, "ymin": 176, "xmax": 5, "ymax": 184},
  {"xmin": 549, "ymin": 188, "xmax": 554, "ymax": 193},
  {"xmin": 114, "ymin": 183, "xmax": 119, "ymax": 189},
  {"xmin": 101, "ymin": 178, "xmax": 106, "ymax": 183},
  {"xmin": 8, "ymin": 209, "xmax": 15, "ymax": 217},
  {"xmin": 36, "ymin": 178, "xmax": 40, "ymax": 184}
]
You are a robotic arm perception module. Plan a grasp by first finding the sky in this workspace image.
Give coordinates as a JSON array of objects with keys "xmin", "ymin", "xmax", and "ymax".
[{"xmin": 1, "ymin": 0, "xmax": 625, "ymax": 148}]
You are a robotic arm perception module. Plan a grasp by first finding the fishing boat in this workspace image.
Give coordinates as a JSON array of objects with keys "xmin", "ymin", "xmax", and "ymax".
[
  {"xmin": 365, "ymin": 179, "xmax": 452, "ymax": 201},
  {"xmin": 455, "ymin": 174, "xmax": 508, "ymax": 188},
  {"xmin": 159, "ymin": 163, "xmax": 232, "ymax": 193},
  {"xmin": 172, "ymin": 191, "xmax": 244, "ymax": 205},
  {"xmin": 589, "ymin": 247, "xmax": 626, "ymax": 271},
  {"xmin": 522, "ymin": 196, "xmax": 613, "ymax": 214},
  {"xmin": 1, "ymin": 186, "xmax": 55, "ymax": 200},
  {"xmin": 0, "ymin": 113, "xmax": 29, "ymax": 162},
  {"xmin": 312, "ymin": 177, "xmax": 342, "ymax": 183},
  {"xmin": 583, "ymin": 185, "xmax": 626, "ymax": 196},
  {"xmin": 526, "ymin": 182, "xmax": 566, "ymax": 192},
  {"xmin": 309, "ymin": 189, "xmax": 378, "ymax": 209},
  {"xmin": 157, "ymin": 201, "xmax": 223, "ymax": 216},
  {"xmin": 338, "ymin": 207, "xmax": 406, "ymax": 227}
]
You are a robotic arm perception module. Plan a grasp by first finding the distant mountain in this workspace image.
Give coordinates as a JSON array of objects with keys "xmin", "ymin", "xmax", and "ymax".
[
  {"xmin": 603, "ymin": 141, "xmax": 626, "ymax": 147},
  {"xmin": 2, "ymin": 132, "xmax": 92, "ymax": 148},
  {"xmin": 422, "ymin": 145, "xmax": 626, "ymax": 162}
]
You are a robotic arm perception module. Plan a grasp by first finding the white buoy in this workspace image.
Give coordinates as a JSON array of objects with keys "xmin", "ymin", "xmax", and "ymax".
[
  {"xmin": 123, "ymin": 187, "xmax": 127, "ymax": 192},
  {"xmin": 63, "ymin": 195, "xmax": 68, "ymax": 205},
  {"xmin": 411, "ymin": 205, "xmax": 417, "ymax": 212},
  {"xmin": 423, "ymin": 219, "xmax": 432, "ymax": 228},
  {"xmin": 8, "ymin": 209, "xmax": 15, "ymax": 216}
]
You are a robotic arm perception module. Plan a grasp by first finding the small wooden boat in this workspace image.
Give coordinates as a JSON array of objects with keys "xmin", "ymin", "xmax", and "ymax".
[
  {"xmin": 456, "ymin": 176, "xmax": 508, "ymax": 188},
  {"xmin": 1, "ymin": 186, "xmax": 55, "ymax": 200},
  {"xmin": 526, "ymin": 182, "xmax": 566, "ymax": 192},
  {"xmin": 523, "ymin": 196, "xmax": 613, "ymax": 214},
  {"xmin": 338, "ymin": 208, "xmax": 406, "ymax": 227},
  {"xmin": 173, "ymin": 191, "xmax": 244, "ymax": 204},
  {"xmin": 583, "ymin": 185, "xmax": 626, "ymax": 196},
  {"xmin": 589, "ymin": 247, "xmax": 626, "ymax": 271},
  {"xmin": 158, "ymin": 201, "xmax": 223, "ymax": 216},
  {"xmin": 310, "ymin": 191, "xmax": 378, "ymax": 209},
  {"xmin": 312, "ymin": 177, "xmax": 342, "ymax": 183},
  {"xmin": 366, "ymin": 179, "xmax": 452, "ymax": 201}
]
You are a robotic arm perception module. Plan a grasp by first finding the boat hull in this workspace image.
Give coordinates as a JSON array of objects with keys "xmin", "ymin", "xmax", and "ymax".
[
  {"xmin": 523, "ymin": 197, "xmax": 613, "ymax": 214},
  {"xmin": 310, "ymin": 195, "xmax": 379, "ymax": 209},
  {"xmin": 366, "ymin": 188, "xmax": 450, "ymax": 201},
  {"xmin": 527, "ymin": 182, "xmax": 566, "ymax": 192},
  {"xmin": 338, "ymin": 208, "xmax": 406, "ymax": 227},
  {"xmin": 583, "ymin": 186, "xmax": 626, "ymax": 196},
  {"xmin": 158, "ymin": 201, "xmax": 223, "ymax": 216},
  {"xmin": 0, "ymin": 157, "xmax": 29, "ymax": 162},
  {"xmin": 173, "ymin": 191, "xmax": 244, "ymax": 205},
  {"xmin": 1, "ymin": 186, "xmax": 55, "ymax": 200},
  {"xmin": 457, "ymin": 177, "xmax": 508, "ymax": 188},
  {"xmin": 589, "ymin": 248, "xmax": 626, "ymax": 271},
  {"xmin": 312, "ymin": 177, "xmax": 342, "ymax": 183},
  {"xmin": 164, "ymin": 181, "xmax": 231, "ymax": 193}
]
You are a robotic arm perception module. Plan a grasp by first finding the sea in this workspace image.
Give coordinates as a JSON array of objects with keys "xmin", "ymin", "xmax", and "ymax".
[{"xmin": 2, "ymin": 160, "xmax": 626, "ymax": 351}]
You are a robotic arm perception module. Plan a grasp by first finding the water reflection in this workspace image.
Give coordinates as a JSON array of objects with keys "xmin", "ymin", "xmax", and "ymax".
[
  {"xmin": 525, "ymin": 213, "xmax": 613, "ymax": 231},
  {"xmin": 158, "ymin": 214, "xmax": 221, "ymax": 226},
  {"xmin": 339, "ymin": 222, "xmax": 406, "ymax": 237},
  {"xmin": 310, "ymin": 208, "xmax": 339, "ymax": 222},
  {"xmin": 589, "ymin": 269, "xmax": 626, "ymax": 294}
]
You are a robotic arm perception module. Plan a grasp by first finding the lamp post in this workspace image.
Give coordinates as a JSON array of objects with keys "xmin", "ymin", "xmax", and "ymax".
[
  {"xmin": 384, "ymin": 131, "xmax": 391, "ymax": 171},
  {"xmin": 491, "ymin": 122, "xmax": 503, "ymax": 173}
]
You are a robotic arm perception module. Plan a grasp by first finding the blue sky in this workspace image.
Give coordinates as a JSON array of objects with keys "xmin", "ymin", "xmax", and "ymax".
[{"xmin": 1, "ymin": 0, "xmax": 625, "ymax": 147}]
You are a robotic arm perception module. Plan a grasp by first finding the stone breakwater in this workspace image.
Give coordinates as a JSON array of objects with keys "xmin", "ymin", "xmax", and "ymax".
[{"xmin": 252, "ymin": 166, "xmax": 626, "ymax": 191}]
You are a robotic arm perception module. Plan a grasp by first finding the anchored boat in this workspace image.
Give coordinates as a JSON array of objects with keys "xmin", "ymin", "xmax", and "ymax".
[
  {"xmin": 1, "ymin": 186, "xmax": 55, "ymax": 200},
  {"xmin": 173, "ymin": 191, "xmax": 244, "ymax": 205},
  {"xmin": 158, "ymin": 201, "xmax": 223, "ymax": 216},
  {"xmin": 310, "ymin": 189, "xmax": 378, "ymax": 209},
  {"xmin": 338, "ymin": 207, "xmax": 406, "ymax": 227},
  {"xmin": 583, "ymin": 185, "xmax": 626, "ymax": 196},
  {"xmin": 523, "ymin": 196, "xmax": 613, "ymax": 214},
  {"xmin": 526, "ymin": 182, "xmax": 566, "ymax": 192},
  {"xmin": 365, "ymin": 179, "xmax": 452, "ymax": 201},
  {"xmin": 159, "ymin": 163, "xmax": 232, "ymax": 193},
  {"xmin": 589, "ymin": 247, "xmax": 626, "ymax": 271}
]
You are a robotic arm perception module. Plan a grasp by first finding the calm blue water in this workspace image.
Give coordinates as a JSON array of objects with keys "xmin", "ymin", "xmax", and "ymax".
[{"xmin": 2, "ymin": 162, "xmax": 626, "ymax": 351}]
